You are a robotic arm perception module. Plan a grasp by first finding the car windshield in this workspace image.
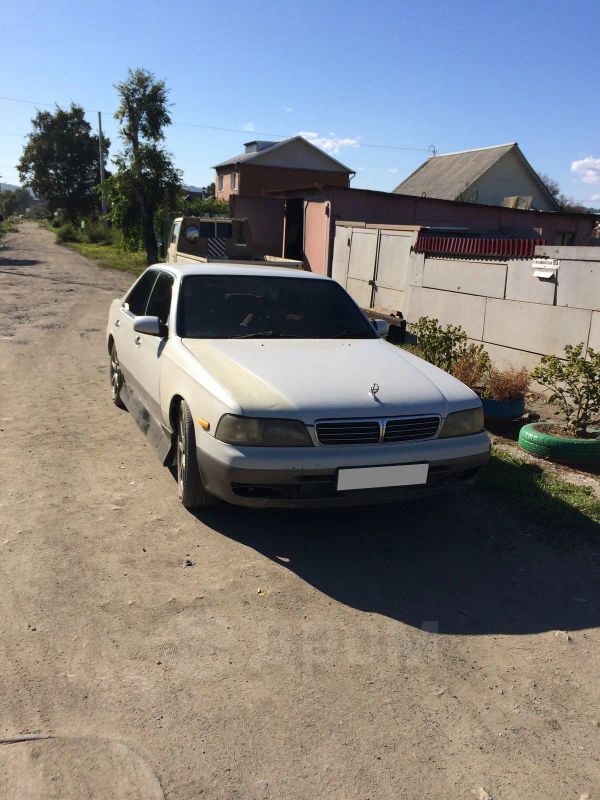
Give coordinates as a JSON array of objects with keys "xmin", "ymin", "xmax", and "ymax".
[{"xmin": 177, "ymin": 274, "xmax": 378, "ymax": 339}]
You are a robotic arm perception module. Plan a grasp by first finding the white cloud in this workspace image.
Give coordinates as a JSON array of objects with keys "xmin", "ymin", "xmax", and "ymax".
[
  {"xmin": 591, "ymin": 193, "xmax": 600, "ymax": 201},
  {"xmin": 571, "ymin": 156, "xmax": 600, "ymax": 184},
  {"xmin": 388, "ymin": 168, "xmax": 399, "ymax": 173},
  {"xmin": 283, "ymin": 106, "xmax": 294, "ymax": 113},
  {"xmin": 297, "ymin": 130, "xmax": 359, "ymax": 154},
  {"xmin": 241, "ymin": 122, "xmax": 255, "ymax": 132}
]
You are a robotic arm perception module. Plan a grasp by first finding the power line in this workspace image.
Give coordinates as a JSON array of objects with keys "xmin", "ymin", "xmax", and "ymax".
[{"xmin": 0, "ymin": 94, "xmax": 435, "ymax": 153}]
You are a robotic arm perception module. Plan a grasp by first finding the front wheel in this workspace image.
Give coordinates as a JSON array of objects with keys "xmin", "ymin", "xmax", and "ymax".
[
  {"xmin": 176, "ymin": 401, "xmax": 219, "ymax": 508},
  {"xmin": 110, "ymin": 343, "xmax": 127, "ymax": 410}
]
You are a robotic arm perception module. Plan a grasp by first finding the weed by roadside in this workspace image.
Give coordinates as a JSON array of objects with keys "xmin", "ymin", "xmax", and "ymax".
[
  {"xmin": 41, "ymin": 220, "xmax": 147, "ymax": 275},
  {"xmin": 61, "ymin": 241, "xmax": 147, "ymax": 275},
  {"xmin": 0, "ymin": 219, "xmax": 19, "ymax": 238},
  {"xmin": 479, "ymin": 448, "xmax": 599, "ymax": 538}
]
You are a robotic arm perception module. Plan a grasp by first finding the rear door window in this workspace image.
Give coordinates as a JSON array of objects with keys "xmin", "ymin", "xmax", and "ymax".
[{"xmin": 125, "ymin": 271, "xmax": 158, "ymax": 316}]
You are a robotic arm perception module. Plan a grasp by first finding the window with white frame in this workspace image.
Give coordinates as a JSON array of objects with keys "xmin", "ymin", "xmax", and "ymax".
[
  {"xmin": 231, "ymin": 172, "xmax": 238, "ymax": 191},
  {"xmin": 218, "ymin": 174, "xmax": 224, "ymax": 192}
]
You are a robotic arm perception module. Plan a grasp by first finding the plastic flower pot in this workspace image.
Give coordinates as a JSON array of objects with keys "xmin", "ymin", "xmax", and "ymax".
[
  {"xmin": 518, "ymin": 423, "xmax": 600, "ymax": 466},
  {"xmin": 481, "ymin": 396, "xmax": 526, "ymax": 420}
]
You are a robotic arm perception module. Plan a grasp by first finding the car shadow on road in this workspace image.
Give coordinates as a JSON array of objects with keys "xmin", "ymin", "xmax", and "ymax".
[
  {"xmin": 0, "ymin": 258, "xmax": 41, "ymax": 267},
  {"xmin": 192, "ymin": 478, "xmax": 599, "ymax": 637}
]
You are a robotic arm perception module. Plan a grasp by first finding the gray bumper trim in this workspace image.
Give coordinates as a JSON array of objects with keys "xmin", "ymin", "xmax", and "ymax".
[{"xmin": 196, "ymin": 448, "xmax": 490, "ymax": 508}]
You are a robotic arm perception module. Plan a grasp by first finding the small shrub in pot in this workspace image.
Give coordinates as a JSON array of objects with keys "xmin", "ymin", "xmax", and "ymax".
[
  {"xmin": 484, "ymin": 367, "xmax": 530, "ymax": 402},
  {"xmin": 519, "ymin": 344, "xmax": 600, "ymax": 464},
  {"xmin": 530, "ymin": 344, "xmax": 600, "ymax": 438}
]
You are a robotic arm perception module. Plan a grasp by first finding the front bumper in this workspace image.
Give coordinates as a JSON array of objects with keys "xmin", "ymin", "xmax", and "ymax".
[{"xmin": 196, "ymin": 433, "xmax": 491, "ymax": 508}]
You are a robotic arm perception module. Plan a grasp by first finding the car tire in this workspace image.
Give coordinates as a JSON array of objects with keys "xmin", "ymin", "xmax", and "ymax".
[
  {"xmin": 176, "ymin": 401, "xmax": 219, "ymax": 508},
  {"xmin": 518, "ymin": 422, "xmax": 600, "ymax": 465},
  {"xmin": 110, "ymin": 343, "xmax": 127, "ymax": 410}
]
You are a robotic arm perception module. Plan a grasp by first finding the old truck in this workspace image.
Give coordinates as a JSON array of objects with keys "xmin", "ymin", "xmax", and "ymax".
[{"xmin": 166, "ymin": 215, "xmax": 302, "ymax": 268}]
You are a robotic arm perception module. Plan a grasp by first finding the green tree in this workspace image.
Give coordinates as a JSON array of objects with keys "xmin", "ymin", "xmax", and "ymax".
[
  {"xmin": 0, "ymin": 188, "xmax": 32, "ymax": 217},
  {"xmin": 103, "ymin": 68, "xmax": 182, "ymax": 264},
  {"xmin": 537, "ymin": 172, "xmax": 588, "ymax": 213},
  {"xmin": 17, "ymin": 104, "xmax": 109, "ymax": 221}
]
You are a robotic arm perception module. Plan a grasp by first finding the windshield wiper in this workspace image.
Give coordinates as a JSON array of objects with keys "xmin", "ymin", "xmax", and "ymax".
[{"xmin": 230, "ymin": 330, "xmax": 282, "ymax": 339}]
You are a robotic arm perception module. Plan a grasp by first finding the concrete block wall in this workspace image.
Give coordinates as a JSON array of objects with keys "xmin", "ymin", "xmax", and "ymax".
[{"xmin": 406, "ymin": 245, "xmax": 600, "ymax": 370}]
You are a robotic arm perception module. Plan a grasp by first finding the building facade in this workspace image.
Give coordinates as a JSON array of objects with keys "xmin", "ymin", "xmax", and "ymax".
[{"xmin": 213, "ymin": 137, "xmax": 353, "ymax": 201}]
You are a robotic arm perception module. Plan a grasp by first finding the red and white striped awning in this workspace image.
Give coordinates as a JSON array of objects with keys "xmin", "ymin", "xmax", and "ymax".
[{"xmin": 413, "ymin": 235, "xmax": 545, "ymax": 258}]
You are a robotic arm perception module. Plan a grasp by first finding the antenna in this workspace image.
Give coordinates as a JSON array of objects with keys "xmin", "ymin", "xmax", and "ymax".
[{"xmin": 428, "ymin": 145, "xmax": 438, "ymax": 156}]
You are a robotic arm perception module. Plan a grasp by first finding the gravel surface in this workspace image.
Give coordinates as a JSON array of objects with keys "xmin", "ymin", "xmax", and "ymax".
[{"xmin": 0, "ymin": 223, "xmax": 599, "ymax": 799}]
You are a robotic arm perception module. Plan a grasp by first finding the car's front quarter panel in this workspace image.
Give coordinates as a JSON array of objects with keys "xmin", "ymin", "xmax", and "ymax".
[{"xmin": 158, "ymin": 337, "xmax": 243, "ymax": 436}]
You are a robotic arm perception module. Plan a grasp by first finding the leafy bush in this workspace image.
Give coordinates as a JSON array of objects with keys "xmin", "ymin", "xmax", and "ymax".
[
  {"xmin": 531, "ymin": 343, "xmax": 600, "ymax": 438},
  {"xmin": 411, "ymin": 316, "xmax": 490, "ymax": 383},
  {"xmin": 56, "ymin": 223, "xmax": 81, "ymax": 243},
  {"xmin": 84, "ymin": 222, "xmax": 113, "ymax": 245},
  {"xmin": 452, "ymin": 346, "xmax": 491, "ymax": 391},
  {"xmin": 483, "ymin": 366, "xmax": 529, "ymax": 401}
]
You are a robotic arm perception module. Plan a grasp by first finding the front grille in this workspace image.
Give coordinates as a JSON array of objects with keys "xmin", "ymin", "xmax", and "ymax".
[
  {"xmin": 315, "ymin": 415, "xmax": 440, "ymax": 446},
  {"xmin": 383, "ymin": 416, "xmax": 440, "ymax": 442},
  {"xmin": 315, "ymin": 421, "xmax": 381, "ymax": 445}
]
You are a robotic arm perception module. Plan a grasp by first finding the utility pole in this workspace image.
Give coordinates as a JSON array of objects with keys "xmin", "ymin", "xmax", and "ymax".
[{"xmin": 98, "ymin": 111, "xmax": 108, "ymax": 216}]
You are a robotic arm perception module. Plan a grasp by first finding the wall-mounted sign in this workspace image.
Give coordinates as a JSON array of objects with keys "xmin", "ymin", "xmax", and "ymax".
[{"xmin": 532, "ymin": 256, "xmax": 560, "ymax": 279}]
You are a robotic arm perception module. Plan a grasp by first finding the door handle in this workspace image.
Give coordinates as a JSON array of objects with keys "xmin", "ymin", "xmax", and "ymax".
[
  {"xmin": 114, "ymin": 319, "xmax": 120, "ymax": 327},
  {"xmin": 134, "ymin": 336, "xmax": 141, "ymax": 346}
]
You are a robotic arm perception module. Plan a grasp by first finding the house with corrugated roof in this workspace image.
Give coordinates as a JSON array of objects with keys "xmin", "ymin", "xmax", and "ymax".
[
  {"xmin": 213, "ymin": 136, "xmax": 354, "ymax": 201},
  {"xmin": 393, "ymin": 143, "xmax": 559, "ymax": 212}
]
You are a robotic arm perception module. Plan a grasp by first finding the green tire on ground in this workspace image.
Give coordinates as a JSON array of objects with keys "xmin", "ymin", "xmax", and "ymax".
[{"xmin": 518, "ymin": 423, "xmax": 600, "ymax": 465}]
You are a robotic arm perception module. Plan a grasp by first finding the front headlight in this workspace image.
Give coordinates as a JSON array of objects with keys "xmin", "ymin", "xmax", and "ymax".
[
  {"xmin": 215, "ymin": 415, "xmax": 313, "ymax": 447},
  {"xmin": 438, "ymin": 407, "xmax": 484, "ymax": 438}
]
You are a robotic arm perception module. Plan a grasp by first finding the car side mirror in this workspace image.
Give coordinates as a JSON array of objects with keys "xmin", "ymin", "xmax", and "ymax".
[
  {"xmin": 133, "ymin": 315, "xmax": 164, "ymax": 337},
  {"xmin": 371, "ymin": 319, "xmax": 390, "ymax": 338}
]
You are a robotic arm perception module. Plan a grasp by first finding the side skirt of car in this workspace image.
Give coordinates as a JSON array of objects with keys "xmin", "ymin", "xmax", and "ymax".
[{"xmin": 119, "ymin": 380, "xmax": 175, "ymax": 466}]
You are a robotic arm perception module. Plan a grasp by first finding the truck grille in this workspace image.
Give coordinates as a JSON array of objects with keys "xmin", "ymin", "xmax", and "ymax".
[{"xmin": 315, "ymin": 416, "xmax": 440, "ymax": 446}]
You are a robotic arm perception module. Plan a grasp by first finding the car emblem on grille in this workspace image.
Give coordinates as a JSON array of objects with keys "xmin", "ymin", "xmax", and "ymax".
[{"xmin": 370, "ymin": 383, "xmax": 380, "ymax": 396}]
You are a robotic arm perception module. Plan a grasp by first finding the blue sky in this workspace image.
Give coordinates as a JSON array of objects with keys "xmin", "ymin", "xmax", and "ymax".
[{"xmin": 1, "ymin": 0, "xmax": 599, "ymax": 203}]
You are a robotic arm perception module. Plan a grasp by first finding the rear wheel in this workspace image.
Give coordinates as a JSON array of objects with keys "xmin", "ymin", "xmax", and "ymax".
[
  {"xmin": 176, "ymin": 401, "xmax": 219, "ymax": 508},
  {"xmin": 110, "ymin": 343, "xmax": 127, "ymax": 410}
]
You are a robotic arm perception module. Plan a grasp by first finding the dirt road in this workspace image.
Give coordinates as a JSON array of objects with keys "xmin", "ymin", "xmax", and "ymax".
[{"xmin": 0, "ymin": 222, "xmax": 598, "ymax": 799}]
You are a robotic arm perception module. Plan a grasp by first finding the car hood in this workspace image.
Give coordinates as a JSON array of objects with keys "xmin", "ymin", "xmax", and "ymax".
[{"xmin": 182, "ymin": 338, "xmax": 480, "ymax": 422}]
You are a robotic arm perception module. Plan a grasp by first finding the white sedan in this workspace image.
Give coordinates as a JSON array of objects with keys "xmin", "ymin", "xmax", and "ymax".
[{"xmin": 106, "ymin": 263, "xmax": 490, "ymax": 508}]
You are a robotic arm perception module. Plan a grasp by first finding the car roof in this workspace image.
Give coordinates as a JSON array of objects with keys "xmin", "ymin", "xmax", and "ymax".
[{"xmin": 149, "ymin": 262, "xmax": 331, "ymax": 280}]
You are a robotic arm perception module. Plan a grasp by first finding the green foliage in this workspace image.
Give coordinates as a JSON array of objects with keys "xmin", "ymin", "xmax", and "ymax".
[
  {"xmin": 531, "ymin": 343, "xmax": 600, "ymax": 437},
  {"xmin": 84, "ymin": 222, "xmax": 113, "ymax": 245},
  {"xmin": 61, "ymin": 240, "xmax": 147, "ymax": 275},
  {"xmin": 56, "ymin": 223, "xmax": 81, "ymax": 243},
  {"xmin": 104, "ymin": 68, "xmax": 182, "ymax": 264},
  {"xmin": 411, "ymin": 316, "xmax": 489, "ymax": 376},
  {"xmin": 0, "ymin": 188, "xmax": 31, "ymax": 217},
  {"xmin": 184, "ymin": 197, "xmax": 229, "ymax": 216},
  {"xmin": 537, "ymin": 171, "xmax": 589, "ymax": 213},
  {"xmin": 482, "ymin": 449, "xmax": 599, "ymax": 534},
  {"xmin": 0, "ymin": 219, "xmax": 18, "ymax": 237},
  {"xmin": 18, "ymin": 104, "xmax": 109, "ymax": 221}
]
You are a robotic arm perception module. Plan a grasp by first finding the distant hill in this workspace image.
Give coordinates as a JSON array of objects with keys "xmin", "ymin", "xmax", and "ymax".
[{"xmin": 0, "ymin": 183, "xmax": 21, "ymax": 192}]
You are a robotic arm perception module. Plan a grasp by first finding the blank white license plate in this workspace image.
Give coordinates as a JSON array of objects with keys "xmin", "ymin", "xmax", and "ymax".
[{"xmin": 337, "ymin": 463, "xmax": 429, "ymax": 491}]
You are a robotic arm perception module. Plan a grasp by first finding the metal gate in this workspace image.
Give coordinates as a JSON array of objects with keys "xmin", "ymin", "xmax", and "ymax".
[{"xmin": 332, "ymin": 225, "xmax": 415, "ymax": 313}]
